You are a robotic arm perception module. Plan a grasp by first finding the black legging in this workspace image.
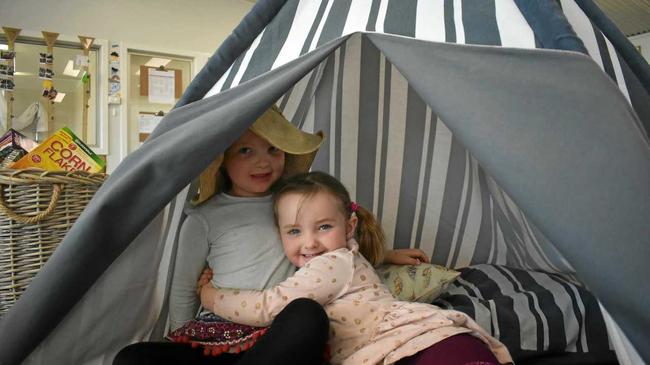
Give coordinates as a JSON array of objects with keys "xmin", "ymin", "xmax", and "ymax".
[{"xmin": 113, "ymin": 298, "xmax": 329, "ymax": 365}]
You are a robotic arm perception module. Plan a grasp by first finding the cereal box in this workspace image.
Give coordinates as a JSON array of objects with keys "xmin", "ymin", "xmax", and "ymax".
[{"xmin": 11, "ymin": 127, "xmax": 105, "ymax": 173}]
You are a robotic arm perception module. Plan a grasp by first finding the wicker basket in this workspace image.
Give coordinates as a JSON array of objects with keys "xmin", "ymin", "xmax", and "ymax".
[{"xmin": 0, "ymin": 168, "xmax": 106, "ymax": 316}]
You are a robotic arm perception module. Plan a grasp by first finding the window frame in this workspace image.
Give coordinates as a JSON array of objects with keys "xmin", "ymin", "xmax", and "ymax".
[{"xmin": 1, "ymin": 29, "xmax": 109, "ymax": 154}]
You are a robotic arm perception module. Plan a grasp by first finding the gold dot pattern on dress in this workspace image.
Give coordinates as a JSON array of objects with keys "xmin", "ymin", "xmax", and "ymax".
[
  {"xmin": 255, "ymin": 303, "xmax": 261, "ymax": 309},
  {"xmin": 360, "ymin": 275, "xmax": 366, "ymax": 281},
  {"xmin": 233, "ymin": 290, "xmax": 239, "ymax": 295},
  {"xmin": 316, "ymin": 278, "xmax": 322, "ymax": 283},
  {"xmin": 241, "ymin": 301, "xmax": 247, "ymax": 307},
  {"xmin": 331, "ymin": 278, "xmax": 337, "ymax": 283}
]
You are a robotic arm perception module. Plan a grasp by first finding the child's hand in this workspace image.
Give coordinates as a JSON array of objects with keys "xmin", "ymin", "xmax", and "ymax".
[
  {"xmin": 196, "ymin": 267, "xmax": 213, "ymax": 296},
  {"xmin": 383, "ymin": 248, "xmax": 430, "ymax": 266},
  {"xmin": 199, "ymin": 281, "xmax": 218, "ymax": 311}
]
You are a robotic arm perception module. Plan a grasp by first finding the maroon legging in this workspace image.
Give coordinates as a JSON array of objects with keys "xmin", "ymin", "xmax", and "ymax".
[{"xmin": 396, "ymin": 334, "xmax": 500, "ymax": 365}]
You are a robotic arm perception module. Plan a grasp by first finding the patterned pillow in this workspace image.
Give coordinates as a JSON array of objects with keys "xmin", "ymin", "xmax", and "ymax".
[
  {"xmin": 167, "ymin": 312, "xmax": 267, "ymax": 352},
  {"xmin": 433, "ymin": 265, "xmax": 618, "ymax": 364},
  {"xmin": 376, "ymin": 263, "xmax": 460, "ymax": 303}
]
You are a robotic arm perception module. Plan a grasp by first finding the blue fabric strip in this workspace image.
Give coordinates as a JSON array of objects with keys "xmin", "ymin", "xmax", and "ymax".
[{"xmin": 514, "ymin": 0, "xmax": 587, "ymax": 53}]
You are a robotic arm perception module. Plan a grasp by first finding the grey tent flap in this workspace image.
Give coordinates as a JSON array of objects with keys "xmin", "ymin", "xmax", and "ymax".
[{"xmin": 1, "ymin": 1, "xmax": 648, "ymax": 364}]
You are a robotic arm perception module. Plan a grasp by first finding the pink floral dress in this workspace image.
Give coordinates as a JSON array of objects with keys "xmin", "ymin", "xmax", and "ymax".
[{"xmin": 205, "ymin": 240, "xmax": 513, "ymax": 364}]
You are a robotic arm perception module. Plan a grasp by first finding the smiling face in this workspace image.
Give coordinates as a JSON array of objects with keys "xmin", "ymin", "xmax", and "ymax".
[
  {"xmin": 276, "ymin": 190, "xmax": 357, "ymax": 268},
  {"xmin": 223, "ymin": 130, "xmax": 285, "ymax": 197}
]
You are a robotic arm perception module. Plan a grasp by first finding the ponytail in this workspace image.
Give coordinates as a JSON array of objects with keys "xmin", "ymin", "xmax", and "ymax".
[{"xmin": 354, "ymin": 205, "xmax": 385, "ymax": 267}]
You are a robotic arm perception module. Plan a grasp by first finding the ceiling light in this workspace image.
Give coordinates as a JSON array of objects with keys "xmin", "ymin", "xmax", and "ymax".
[
  {"xmin": 63, "ymin": 60, "xmax": 81, "ymax": 77},
  {"xmin": 144, "ymin": 57, "xmax": 172, "ymax": 68},
  {"xmin": 52, "ymin": 92, "xmax": 65, "ymax": 103}
]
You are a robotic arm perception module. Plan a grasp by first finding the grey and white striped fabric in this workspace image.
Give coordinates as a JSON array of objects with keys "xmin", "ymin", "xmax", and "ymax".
[
  {"xmin": 183, "ymin": 0, "xmax": 643, "ymax": 277},
  {"xmin": 267, "ymin": 35, "xmax": 577, "ymax": 276},
  {"xmin": 192, "ymin": 0, "xmax": 645, "ymax": 275},
  {"xmin": 205, "ymin": 0, "xmax": 637, "ymax": 98},
  {"xmin": 434, "ymin": 264, "xmax": 617, "ymax": 363},
  {"xmin": 205, "ymin": 0, "xmax": 538, "ymax": 97}
]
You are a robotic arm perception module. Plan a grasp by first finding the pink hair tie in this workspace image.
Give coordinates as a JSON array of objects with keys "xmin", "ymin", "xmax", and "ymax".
[{"xmin": 350, "ymin": 202, "xmax": 359, "ymax": 213}]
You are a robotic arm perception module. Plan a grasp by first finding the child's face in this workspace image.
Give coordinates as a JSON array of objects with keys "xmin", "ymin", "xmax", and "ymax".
[
  {"xmin": 223, "ymin": 130, "xmax": 285, "ymax": 197},
  {"xmin": 276, "ymin": 191, "xmax": 357, "ymax": 267}
]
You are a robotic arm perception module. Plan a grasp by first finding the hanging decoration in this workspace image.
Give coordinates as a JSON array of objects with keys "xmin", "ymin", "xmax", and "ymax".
[
  {"xmin": 1, "ymin": 27, "xmax": 21, "ymax": 131},
  {"xmin": 78, "ymin": 36, "xmax": 94, "ymax": 141},
  {"xmin": 108, "ymin": 43, "xmax": 121, "ymax": 104},
  {"xmin": 40, "ymin": 31, "xmax": 59, "ymax": 135}
]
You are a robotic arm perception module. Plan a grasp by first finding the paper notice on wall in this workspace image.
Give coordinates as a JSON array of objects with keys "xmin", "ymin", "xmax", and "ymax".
[
  {"xmin": 138, "ymin": 113, "xmax": 163, "ymax": 135},
  {"xmin": 148, "ymin": 69, "xmax": 175, "ymax": 104},
  {"xmin": 75, "ymin": 55, "xmax": 89, "ymax": 67}
]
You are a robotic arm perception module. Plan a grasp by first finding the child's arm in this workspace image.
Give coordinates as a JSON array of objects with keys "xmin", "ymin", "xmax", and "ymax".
[
  {"xmin": 383, "ymin": 248, "xmax": 430, "ymax": 265},
  {"xmin": 201, "ymin": 250, "xmax": 354, "ymax": 327},
  {"xmin": 168, "ymin": 215, "xmax": 211, "ymax": 330}
]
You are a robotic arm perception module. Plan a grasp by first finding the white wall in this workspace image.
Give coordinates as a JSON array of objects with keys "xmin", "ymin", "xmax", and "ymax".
[
  {"xmin": 1, "ymin": 0, "xmax": 253, "ymax": 172},
  {"xmin": 629, "ymin": 33, "xmax": 650, "ymax": 62},
  {"xmin": 0, "ymin": 0, "xmax": 253, "ymax": 55}
]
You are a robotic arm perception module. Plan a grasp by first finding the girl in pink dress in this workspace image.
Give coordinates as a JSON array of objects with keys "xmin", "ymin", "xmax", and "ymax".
[{"xmin": 200, "ymin": 171, "xmax": 513, "ymax": 365}]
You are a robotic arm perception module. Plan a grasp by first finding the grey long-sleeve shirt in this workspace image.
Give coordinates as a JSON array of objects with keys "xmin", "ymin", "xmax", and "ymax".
[{"xmin": 168, "ymin": 193, "xmax": 295, "ymax": 330}]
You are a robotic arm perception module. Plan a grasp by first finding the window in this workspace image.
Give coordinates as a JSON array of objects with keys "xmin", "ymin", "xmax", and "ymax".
[
  {"xmin": 127, "ymin": 51, "xmax": 191, "ymax": 152},
  {"xmin": 1, "ymin": 33, "xmax": 107, "ymax": 152}
]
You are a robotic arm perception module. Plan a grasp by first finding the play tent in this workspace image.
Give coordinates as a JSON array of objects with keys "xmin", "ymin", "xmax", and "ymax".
[{"xmin": 0, "ymin": 0, "xmax": 648, "ymax": 364}]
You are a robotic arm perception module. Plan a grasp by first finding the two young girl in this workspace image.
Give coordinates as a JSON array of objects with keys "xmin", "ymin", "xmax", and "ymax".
[
  {"xmin": 199, "ymin": 171, "xmax": 514, "ymax": 365},
  {"xmin": 115, "ymin": 105, "xmax": 427, "ymax": 364}
]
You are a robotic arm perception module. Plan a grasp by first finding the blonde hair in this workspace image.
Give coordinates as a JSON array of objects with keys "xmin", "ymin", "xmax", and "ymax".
[{"xmin": 272, "ymin": 171, "xmax": 385, "ymax": 266}]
